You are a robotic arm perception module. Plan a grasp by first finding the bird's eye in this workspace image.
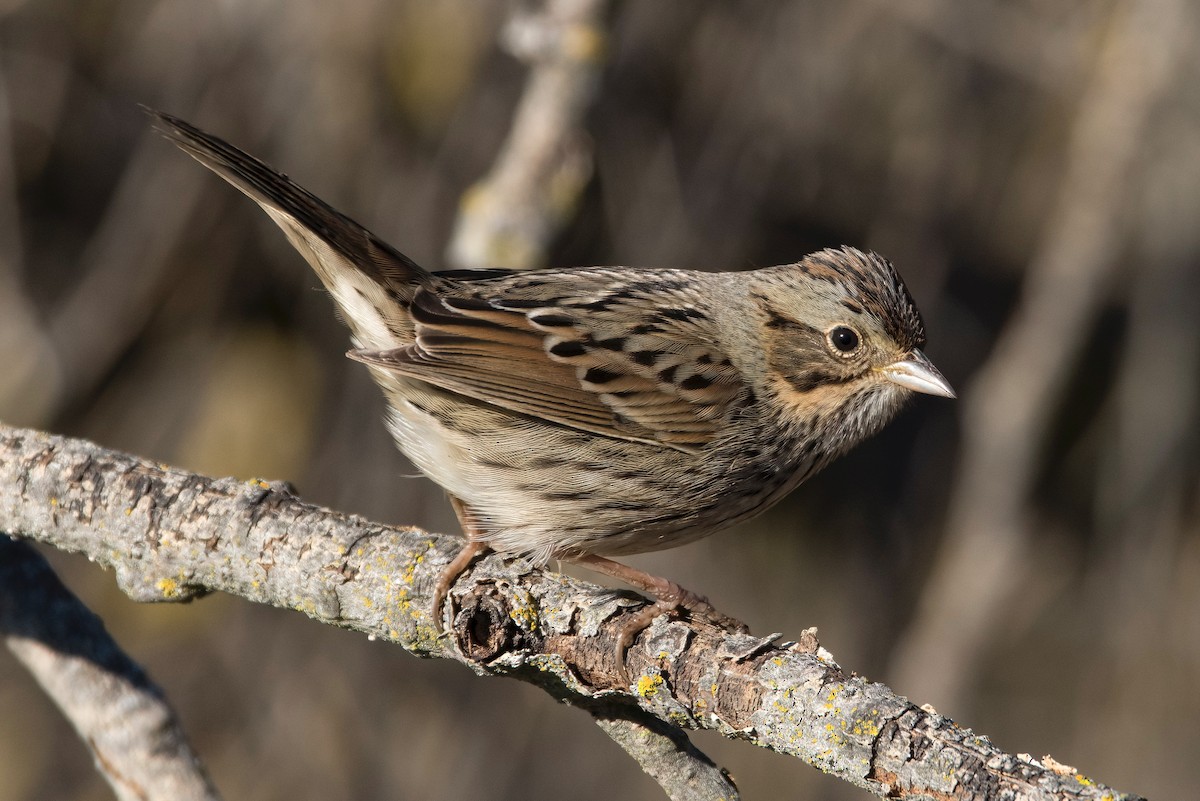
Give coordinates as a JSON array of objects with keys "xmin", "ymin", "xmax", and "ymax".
[{"xmin": 827, "ymin": 325, "xmax": 861, "ymax": 355}]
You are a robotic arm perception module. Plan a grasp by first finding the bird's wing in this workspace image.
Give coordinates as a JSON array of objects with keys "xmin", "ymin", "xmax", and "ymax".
[{"xmin": 350, "ymin": 274, "xmax": 746, "ymax": 451}]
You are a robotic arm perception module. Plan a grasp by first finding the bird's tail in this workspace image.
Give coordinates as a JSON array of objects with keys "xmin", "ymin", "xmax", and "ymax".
[{"xmin": 149, "ymin": 108, "xmax": 427, "ymax": 350}]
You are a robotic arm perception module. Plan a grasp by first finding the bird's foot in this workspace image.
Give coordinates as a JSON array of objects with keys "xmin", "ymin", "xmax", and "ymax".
[
  {"xmin": 432, "ymin": 539, "xmax": 489, "ymax": 634},
  {"xmin": 571, "ymin": 554, "xmax": 749, "ymax": 684}
]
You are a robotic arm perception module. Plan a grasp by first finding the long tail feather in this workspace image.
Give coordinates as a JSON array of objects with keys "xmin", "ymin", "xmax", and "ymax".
[{"xmin": 148, "ymin": 108, "xmax": 426, "ymax": 349}]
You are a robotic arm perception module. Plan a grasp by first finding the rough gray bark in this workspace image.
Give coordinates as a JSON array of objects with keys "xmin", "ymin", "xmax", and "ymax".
[{"xmin": 0, "ymin": 422, "xmax": 1143, "ymax": 801}]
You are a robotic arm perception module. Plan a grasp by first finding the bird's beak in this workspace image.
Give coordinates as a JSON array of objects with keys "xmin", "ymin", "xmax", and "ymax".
[{"xmin": 881, "ymin": 349, "xmax": 955, "ymax": 398}]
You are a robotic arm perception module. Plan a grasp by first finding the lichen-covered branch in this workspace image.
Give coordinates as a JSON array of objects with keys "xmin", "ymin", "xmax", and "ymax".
[
  {"xmin": 0, "ymin": 534, "xmax": 221, "ymax": 801},
  {"xmin": 0, "ymin": 422, "xmax": 1143, "ymax": 801}
]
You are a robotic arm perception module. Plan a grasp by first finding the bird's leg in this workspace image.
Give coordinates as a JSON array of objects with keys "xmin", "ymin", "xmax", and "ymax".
[
  {"xmin": 433, "ymin": 495, "xmax": 490, "ymax": 633},
  {"xmin": 571, "ymin": 554, "xmax": 749, "ymax": 679}
]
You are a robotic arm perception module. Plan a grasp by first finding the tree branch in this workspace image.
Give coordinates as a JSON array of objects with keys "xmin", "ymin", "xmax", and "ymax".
[
  {"xmin": 592, "ymin": 709, "xmax": 739, "ymax": 800},
  {"xmin": 0, "ymin": 534, "xmax": 220, "ymax": 801},
  {"xmin": 0, "ymin": 422, "xmax": 1142, "ymax": 801},
  {"xmin": 446, "ymin": 0, "xmax": 608, "ymax": 271}
]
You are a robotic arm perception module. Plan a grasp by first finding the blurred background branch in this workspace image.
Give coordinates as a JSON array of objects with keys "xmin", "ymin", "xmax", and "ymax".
[
  {"xmin": 0, "ymin": 1, "xmax": 1196, "ymax": 799},
  {"xmin": 0, "ymin": 536, "xmax": 220, "ymax": 801},
  {"xmin": 889, "ymin": 0, "xmax": 1188, "ymax": 708},
  {"xmin": 447, "ymin": 0, "xmax": 607, "ymax": 270}
]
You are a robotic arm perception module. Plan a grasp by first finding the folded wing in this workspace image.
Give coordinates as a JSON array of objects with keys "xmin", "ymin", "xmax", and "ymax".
[{"xmin": 350, "ymin": 277, "xmax": 745, "ymax": 451}]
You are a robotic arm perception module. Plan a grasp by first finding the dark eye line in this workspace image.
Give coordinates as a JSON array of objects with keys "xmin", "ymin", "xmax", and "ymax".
[{"xmin": 762, "ymin": 308, "xmax": 808, "ymax": 331}]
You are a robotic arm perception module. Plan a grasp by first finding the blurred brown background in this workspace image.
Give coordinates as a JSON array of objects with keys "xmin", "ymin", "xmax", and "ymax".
[{"xmin": 1, "ymin": 1, "xmax": 1198, "ymax": 799}]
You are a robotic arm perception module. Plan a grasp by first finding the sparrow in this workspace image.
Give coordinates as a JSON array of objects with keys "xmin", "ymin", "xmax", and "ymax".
[{"xmin": 150, "ymin": 110, "xmax": 954, "ymax": 652}]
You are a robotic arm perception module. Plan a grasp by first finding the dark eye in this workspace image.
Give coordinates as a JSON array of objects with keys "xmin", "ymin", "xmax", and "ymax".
[{"xmin": 828, "ymin": 325, "xmax": 860, "ymax": 354}]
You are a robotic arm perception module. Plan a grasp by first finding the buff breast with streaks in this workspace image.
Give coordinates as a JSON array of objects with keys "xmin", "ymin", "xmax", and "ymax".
[{"xmin": 150, "ymin": 110, "xmax": 955, "ymax": 642}]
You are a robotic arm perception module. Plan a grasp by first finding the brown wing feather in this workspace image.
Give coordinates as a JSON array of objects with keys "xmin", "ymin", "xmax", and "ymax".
[{"xmin": 350, "ymin": 280, "xmax": 746, "ymax": 451}]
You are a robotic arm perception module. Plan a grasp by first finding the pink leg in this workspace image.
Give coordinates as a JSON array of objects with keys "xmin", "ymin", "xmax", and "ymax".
[
  {"xmin": 433, "ymin": 496, "xmax": 490, "ymax": 632},
  {"xmin": 572, "ymin": 554, "xmax": 749, "ymax": 677}
]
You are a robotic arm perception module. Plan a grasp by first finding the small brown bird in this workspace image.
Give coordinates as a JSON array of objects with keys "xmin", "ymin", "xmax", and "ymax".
[{"xmin": 152, "ymin": 111, "xmax": 954, "ymax": 645}]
